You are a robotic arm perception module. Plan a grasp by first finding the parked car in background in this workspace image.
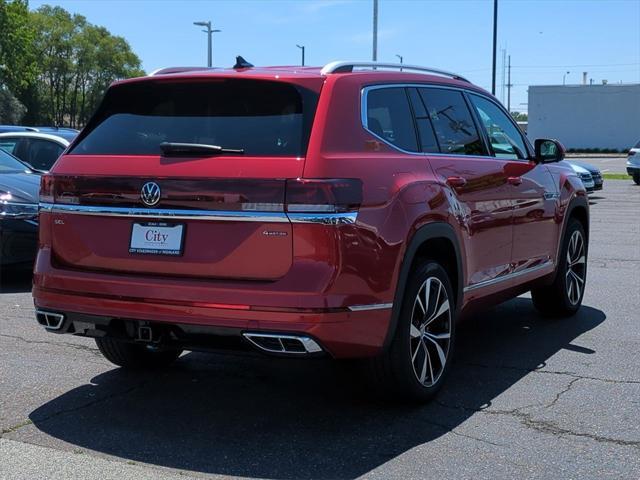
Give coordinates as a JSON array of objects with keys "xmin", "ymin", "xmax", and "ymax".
[
  {"xmin": 567, "ymin": 160, "xmax": 603, "ymax": 191},
  {"xmin": 0, "ymin": 149, "xmax": 40, "ymax": 269},
  {"xmin": 627, "ymin": 140, "xmax": 640, "ymax": 185},
  {"xmin": 0, "ymin": 131, "xmax": 75, "ymax": 171},
  {"xmin": 0, "ymin": 125, "xmax": 38, "ymax": 134},
  {"xmin": 565, "ymin": 162, "xmax": 595, "ymax": 192},
  {"xmin": 33, "ymin": 61, "xmax": 589, "ymax": 402}
]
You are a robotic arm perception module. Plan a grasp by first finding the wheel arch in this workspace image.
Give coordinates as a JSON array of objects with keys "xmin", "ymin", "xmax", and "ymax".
[{"xmin": 383, "ymin": 222, "xmax": 463, "ymax": 350}]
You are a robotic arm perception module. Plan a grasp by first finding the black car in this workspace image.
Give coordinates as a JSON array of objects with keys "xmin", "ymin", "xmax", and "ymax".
[
  {"xmin": 569, "ymin": 160, "xmax": 604, "ymax": 191},
  {"xmin": 0, "ymin": 148, "xmax": 40, "ymax": 269}
]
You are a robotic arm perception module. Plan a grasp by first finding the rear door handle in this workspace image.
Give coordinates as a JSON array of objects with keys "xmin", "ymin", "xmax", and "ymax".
[
  {"xmin": 446, "ymin": 176, "xmax": 467, "ymax": 188},
  {"xmin": 507, "ymin": 176, "xmax": 523, "ymax": 186}
]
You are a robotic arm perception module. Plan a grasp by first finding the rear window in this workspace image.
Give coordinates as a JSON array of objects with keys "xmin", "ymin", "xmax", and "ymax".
[{"xmin": 71, "ymin": 79, "xmax": 318, "ymax": 157}]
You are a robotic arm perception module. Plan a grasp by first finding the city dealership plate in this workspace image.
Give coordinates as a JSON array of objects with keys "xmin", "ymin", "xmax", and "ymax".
[{"xmin": 129, "ymin": 222, "xmax": 184, "ymax": 256}]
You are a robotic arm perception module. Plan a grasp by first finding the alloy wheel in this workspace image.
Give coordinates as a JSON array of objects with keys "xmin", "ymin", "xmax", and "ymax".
[
  {"xmin": 409, "ymin": 277, "xmax": 452, "ymax": 387},
  {"xmin": 565, "ymin": 230, "xmax": 586, "ymax": 305}
]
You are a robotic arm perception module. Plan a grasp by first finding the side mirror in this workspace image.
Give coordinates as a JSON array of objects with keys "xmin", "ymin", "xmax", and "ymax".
[{"xmin": 534, "ymin": 138, "xmax": 565, "ymax": 163}]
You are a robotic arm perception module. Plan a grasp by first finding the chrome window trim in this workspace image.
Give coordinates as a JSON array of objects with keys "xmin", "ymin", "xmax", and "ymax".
[
  {"xmin": 463, "ymin": 260, "xmax": 553, "ymax": 293},
  {"xmin": 361, "ymin": 83, "xmax": 533, "ymax": 159},
  {"xmin": 39, "ymin": 203, "xmax": 358, "ymax": 225},
  {"xmin": 347, "ymin": 302, "xmax": 393, "ymax": 312}
]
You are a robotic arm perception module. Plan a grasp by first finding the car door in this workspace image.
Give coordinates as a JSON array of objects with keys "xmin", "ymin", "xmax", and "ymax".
[
  {"xmin": 467, "ymin": 93, "xmax": 559, "ymax": 273},
  {"xmin": 411, "ymin": 87, "xmax": 514, "ymax": 290}
]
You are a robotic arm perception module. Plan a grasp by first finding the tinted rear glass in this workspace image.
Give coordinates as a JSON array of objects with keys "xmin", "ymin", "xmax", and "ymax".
[{"xmin": 71, "ymin": 79, "xmax": 318, "ymax": 156}]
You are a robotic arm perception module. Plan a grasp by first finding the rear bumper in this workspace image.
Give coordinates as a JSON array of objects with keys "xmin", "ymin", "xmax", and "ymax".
[
  {"xmin": 33, "ymin": 287, "xmax": 390, "ymax": 358},
  {"xmin": 627, "ymin": 166, "xmax": 640, "ymax": 175}
]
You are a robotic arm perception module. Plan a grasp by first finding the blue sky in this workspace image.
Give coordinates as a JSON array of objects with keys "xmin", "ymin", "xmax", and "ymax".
[{"xmin": 29, "ymin": 0, "xmax": 640, "ymax": 112}]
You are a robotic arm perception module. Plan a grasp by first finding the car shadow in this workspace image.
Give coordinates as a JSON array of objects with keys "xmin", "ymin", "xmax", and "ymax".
[
  {"xmin": 29, "ymin": 298, "xmax": 605, "ymax": 480},
  {"xmin": 0, "ymin": 266, "xmax": 32, "ymax": 293}
]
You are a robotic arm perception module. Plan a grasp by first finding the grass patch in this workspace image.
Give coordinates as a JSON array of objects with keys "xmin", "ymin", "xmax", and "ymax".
[{"xmin": 602, "ymin": 173, "xmax": 631, "ymax": 180}]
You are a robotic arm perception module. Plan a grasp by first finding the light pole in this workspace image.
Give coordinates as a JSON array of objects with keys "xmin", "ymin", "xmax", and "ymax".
[
  {"xmin": 563, "ymin": 71, "xmax": 570, "ymax": 85},
  {"xmin": 193, "ymin": 21, "xmax": 221, "ymax": 67},
  {"xmin": 372, "ymin": 0, "xmax": 378, "ymax": 61},
  {"xmin": 296, "ymin": 44, "xmax": 305, "ymax": 66},
  {"xmin": 396, "ymin": 54, "xmax": 403, "ymax": 71},
  {"xmin": 491, "ymin": 0, "xmax": 498, "ymax": 95}
]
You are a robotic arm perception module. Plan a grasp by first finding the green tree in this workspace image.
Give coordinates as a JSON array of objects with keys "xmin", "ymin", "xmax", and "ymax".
[
  {"xmin": 2, "ymin": 2, "xmax": 143, "ymax": 127},
  {"xmin": 0, "ymin": 0, "xmax": 38, "ymax": 123},
  {"xmin": 511, "ymin": 111, "xmax": 528, "ymax": 122}
]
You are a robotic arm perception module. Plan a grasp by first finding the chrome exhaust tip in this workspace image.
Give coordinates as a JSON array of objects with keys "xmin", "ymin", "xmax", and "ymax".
[
  {"xmin": 242, "ymin": 332, "xmax": 323, "ymax": 355},
  {"xmin": 35, "ymin": 310, "xmax": 65, "ymax": 331}
]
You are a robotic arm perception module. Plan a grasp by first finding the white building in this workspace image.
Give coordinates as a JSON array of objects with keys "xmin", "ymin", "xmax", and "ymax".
[{"xmin": 527, "ymin": 83, "xmax": 640, "ymax": 150}]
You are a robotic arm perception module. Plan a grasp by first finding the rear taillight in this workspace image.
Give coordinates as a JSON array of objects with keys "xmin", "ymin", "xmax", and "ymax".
[
  {"xmin": 40, "ymin": 174, "xmax": 55, "ymax": 203},
  {"xmin": 285, "ymin": 179, "xmax": 362, "ymax": 213}
]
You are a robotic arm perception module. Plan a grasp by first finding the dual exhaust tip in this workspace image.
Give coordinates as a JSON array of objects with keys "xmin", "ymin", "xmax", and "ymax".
[
  {"xmin": 35, "ymin": 310, "xmax": 65, "ymax": 330},
  {"xmin": 242, "ymin": 332, "xmax": 323, "ymax": 355}
]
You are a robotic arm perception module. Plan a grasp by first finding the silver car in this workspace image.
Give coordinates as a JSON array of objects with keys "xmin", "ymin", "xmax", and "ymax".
[{"xmin": 627, "ymin": 140, "xmax": 640, "ymax": 185}]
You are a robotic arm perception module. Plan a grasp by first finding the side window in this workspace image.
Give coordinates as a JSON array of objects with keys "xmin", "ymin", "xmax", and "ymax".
[
  {"xmin": 407, "ymin": 88, "xmax": 439, "ymax": 153},
  {"xmin": 0, "ymin": 137, "xmax": 19, "ymax": 155},
  {"xmin": 418, "ymin": 88, "xmax": 485, "ymax": 156},
  {"xmin": 366, "ymin": 87, "xmax": 418, "ymax": 152},
  {"xmin": 25, "ymin": 139, "xmax": 64, "ymax": 170},
  {"xmin": 469, "ymin": 94, "xmax": 528, "ymax": 160}
]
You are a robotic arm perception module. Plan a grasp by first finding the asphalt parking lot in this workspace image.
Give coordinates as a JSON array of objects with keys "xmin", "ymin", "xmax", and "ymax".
[{"xmin": 1, "ymin": 180, "xmax": 639, "ymax": 480}]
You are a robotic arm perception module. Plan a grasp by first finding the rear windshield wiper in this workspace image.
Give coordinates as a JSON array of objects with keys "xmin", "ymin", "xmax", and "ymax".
[{"xmin": 159, "ymin": 142, "xmax": 244, "ymax": 156}]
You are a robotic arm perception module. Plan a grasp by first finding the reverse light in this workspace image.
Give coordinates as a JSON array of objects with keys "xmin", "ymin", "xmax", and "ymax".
[{"xmin": 39, "ymin": 174, "xmax": 55, "ymax": 203}]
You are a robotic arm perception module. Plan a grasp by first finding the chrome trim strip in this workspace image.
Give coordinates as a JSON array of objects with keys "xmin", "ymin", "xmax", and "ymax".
[
  {"xmin": 321, "ymin": 61, "xmax": 470, "ymax": 82},
  {"xmin": 39, "ymin": 203, "xmax": 289, "ymax": 223},
  {"xmin": 287, "ymin": 212, "xmax": 357, "ymax": 225},
  {"xmin": 463, "ymin": 261, "xmax": 553, "ymax": 293},
  {"xmin": 40, "ymin": 203, "xmax": 358, "ymax": 225},
  {"xmin": 347, "ymin": 302, "xmax": 393, "ymax": 312}
]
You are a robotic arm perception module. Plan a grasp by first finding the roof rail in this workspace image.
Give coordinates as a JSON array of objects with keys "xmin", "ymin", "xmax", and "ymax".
[
  {"xmin": 320, "ymin": 61, "xmax": 470, "ymax": 83},
  {"xmin": 149, "ymin": 66, "xmax": 216, "ymax": 76}
]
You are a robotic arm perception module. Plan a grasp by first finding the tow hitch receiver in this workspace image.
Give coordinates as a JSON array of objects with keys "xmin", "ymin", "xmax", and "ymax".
[{"xmin": 137, "ymin": 325, "xmax": 154, "ymax": 342}]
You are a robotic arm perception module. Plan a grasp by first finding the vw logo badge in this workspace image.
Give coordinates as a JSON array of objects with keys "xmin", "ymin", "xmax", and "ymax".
[{"xmin": 141, "ymin": 182, "xmax": 161, "ymax": 207}]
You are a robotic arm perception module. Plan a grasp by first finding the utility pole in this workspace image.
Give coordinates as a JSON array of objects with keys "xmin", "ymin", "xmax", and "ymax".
[
  {"xmin": 500, "ymin": 48, "xmax": 506, "ymax": 103},
  {"xmin": 296, "ymin": 44, "xmax": 305, "ymax": 66},
  {"xmin": 193, "ymin": 21, "xmax": 221, "ymax": 67},
  {"xmin": 507, "ymin": 55, "xmax": 512, "ymax": 112},
  {"xmin": 563, "ymin": 71, "xmax": 570, "ymax": 85},
  {"xmin": 395, "ymin": 54, "xmax": 403, "ymax": 71},
  {"xmin": 491, "ymin": 0, "xmax": 498, "ymax": 95},
  {"xmin": 372, "ymin": 0, "xmax": 378, "ymax": 61}
]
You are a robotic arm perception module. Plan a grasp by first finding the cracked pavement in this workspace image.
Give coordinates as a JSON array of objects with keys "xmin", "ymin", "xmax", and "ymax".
[{"xmin": 0, "ymin": 180, "xmax": 639, "ymax": 480}]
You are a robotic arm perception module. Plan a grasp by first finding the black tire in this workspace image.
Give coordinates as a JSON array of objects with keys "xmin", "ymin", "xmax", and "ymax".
[
  {"xmin": 633, "ymin": 174, "xmax": 640, "ymax": 186},
  {"xmin": 531, "ymin": 218, "xmax": 587, "ymax": 317},
  {"xmin": 95, "ymin": 337, "xmax": 182, "ymax": 369},
  {"xmin": 368, "ymin": 261, "xmax": 456, "ymax": 403}
]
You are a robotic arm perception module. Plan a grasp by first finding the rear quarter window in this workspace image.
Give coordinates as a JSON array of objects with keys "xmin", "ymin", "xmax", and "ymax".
[{"xmin": 71, "ymin": 79, "xmax": 318, "ymax": 157}]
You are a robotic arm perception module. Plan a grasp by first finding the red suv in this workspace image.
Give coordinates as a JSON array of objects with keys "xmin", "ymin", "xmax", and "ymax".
[{"xmin": 33, "ymin": 61, "xmax": 589, "ymax": 401}]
